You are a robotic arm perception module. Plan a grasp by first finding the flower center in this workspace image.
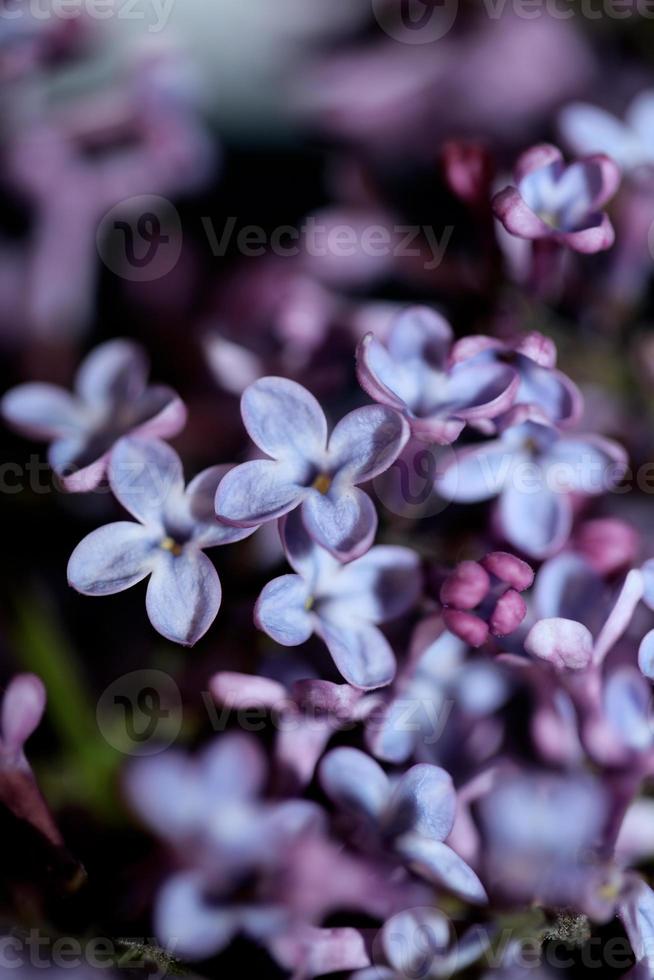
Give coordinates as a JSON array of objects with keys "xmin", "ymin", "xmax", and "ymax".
[
  {"xmin": 537, "ymin": 210, "xmax": 559, "ymax": 229},
  {"xmin": 305, "ymin": 595, "xmax": 315, "ymax": 611},
  {"xmin": 312, "ymin": 473, "xmax": 332, "ymax": 495},
  {"xmin": 160, "ymin": 536, "xmax": 183, "ymax": 557}
]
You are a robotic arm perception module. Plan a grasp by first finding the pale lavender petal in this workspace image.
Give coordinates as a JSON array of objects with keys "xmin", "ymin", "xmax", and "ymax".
[
  {"xmin": 544, "ymin": 435, "xmax": 627, "ymax": 495},
  {"xmin": 146, "ymin": 550, "xmax": 221, "ymax": 646},
  {"xmin": 1, "ymin": 383, "xmax": 83, "ymax": 440},
  {"xmin": 270, "ymin": 925, "xmax": 370, "ymax": 977},
  {"xmin": 382, "ymin": 908, "xmax": 450, "ymax": 976},
  {"xmin": 324, "ymin": 546, "xmax": 422, "ymax": 624},
  {"xmin": 123, "ymin": 751, "xmax": 203, "ymax": 840},
  {"xmin": 241, "ymin": 376, "xmax": 327, "ymax": 461},
  {"xmin": 210, "ymin": 672, "xmax": 287, "ymax": 710},
  {"xmin": 604, "ymin": 668, "xmax": 652, "ymax": 751},
  {"xmin": 155, "ymin": 872, "xmax": 238, "ymax": 960},
  {"xmin": 356, "ymin": 332, "xmax": 415, "ymax": 412},
  {"xmin": 328, "ymin": 405, "xmax": 409, "ymax": 484},
  {"xmin": 215, "ymin": 459, "xmax": 305, "ymax": 527},
  {"xmin": 639, "ymin": 629, "xmax": 654, "ymax": 680},
  {"xmin": 1, "ymin": 674, "xmax": 46, "ymax": 755},
  {"xmin": 130, "ymin": 386, "xmax": 188, "ymax": 443},
  {"xmin": 279, "ymin": 508, "xmax": 341, "ymax": 591},
  {"xmin": 444, "ymin": 358, "xmax": 518, "ymax": 420},
  {"xmin": 383, "ymin": 764, "xmax": 456, "ymax": 841},
  {"xmin": 436, "ymin": 440, "xmax": 513, "ymax": 503},
  {"xmin": 254, "ymin": 575, "xmax": 314, "ymax": 646},
  {"xmin": 620, "ymin": 878, "xmax": 654, "ymax": 973},
  {"xmin": 317, "ymin": 617, "xmax": 396, "ymax": 690},
  {"xmin": 320, "ymin": 747, "xmax": 389, "ymax": 822},
  {"xmin": 75, "ymin": 339, "xmax": 147, "ymax": 407},
  {"xmin": 201, "ymin": 733, "xmax": 267, "ymax": 801},
  {"xmin": 593, "ymin": 569, "xmax": 643, "ymax": 665},
  {"xmin": 534, "ymin": 552, "xmax": 602, "ymax": 626},
  {"xmin": 561, "ymin": 213, "xmax": 615, "ymax": 254},
  {"xmin": 559, "ymin": 103, "xmax": 635, "ymax": 165},
  {"xmin": 67, "ymin": 522, "xmax": 157, "ymax": 596},
  {"xmin": 109, "ymin": 437, "xmax": 184, "ymax": 527},
  {"xmin": 642, "ymin": 559, "xmax": 654, "ymax": 610},
  {"xmin": 387, "ymin": 307, "xmax": 453, "ymax": 364},
  {"xmin": 396, "ymin": 833, "xmax": 488, "ymax": 904},
  {"xmin": 302, "ymin": 486, "xmax": 378, "ymax": 562},
  {"xmin": 514, "ymin": 143, "xmax": 564, "ymax": 182},
  {"xmin": 184, "ymin": 466, "xmax": 257, "ymax": 547},
  {"xmin": 518, "ymin": 360, "xmax": 583, "ymax": 427},
  {"xmin": 498, "ymin": 483, "xmax": 572, "ymax": 559},
  {"xmin": 525, "ymin": 618, "xmax": 594, "ymax": 670}
]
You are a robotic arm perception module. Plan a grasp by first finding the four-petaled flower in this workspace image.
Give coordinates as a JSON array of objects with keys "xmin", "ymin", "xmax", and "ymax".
[
  {"xmin": 67, "ymin": 437, "xmax": 255, "ymax": 646},
  {"xmin": 492, "ymin": 144, "xmax": 621, "ymax": 253},
  {"xmin": 356, "ymin": 306, "xmax": 518, "ymax": 444},
  {"xmin": 214, "ymin": 376, "xmax": 409, "ymax": 561},
  {"xmin": 320, "ymin": 747, "xmax": 488, "ymax": 904},
  {"xmin": 254, "ymin": 510, "xmax": 421, "ymax": 689},
  {"xmin": 560, "ymin": 91, "xmax": 654, "ymax": 175},
  {"xmin": 2, "ymin": 339, "xmax": 186, "ymax": 491}
]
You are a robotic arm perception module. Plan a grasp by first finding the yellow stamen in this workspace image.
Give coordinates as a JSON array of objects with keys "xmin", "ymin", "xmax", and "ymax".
[
  {"xmin": 305, "ymin": 596, "xmax": 315, "ymax": 611},
  {"xmin": 312, "ymin": 473, "xmax": 332, "ymax": 495},
  {"xmin": 160, "ymin": 536, "xmax": 183, "ymax": 557}
]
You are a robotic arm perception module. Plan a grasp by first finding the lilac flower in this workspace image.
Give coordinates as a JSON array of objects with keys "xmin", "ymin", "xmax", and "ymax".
[
  {"xmin": 479, "ymin": 770, "xmax": 619, "ymax": 920},
  {"xmin": 319, "ymin": 747, "xmax": 488, "ymax": 904},
  {"xmin": 435, "ymin": 407, "xmax": 628, "ymax": 558},
  {"xmin": 351, "ymin": 907, "xmax": 492, "ymax": 980},
  {"xmin": 214, "ymin": 375, "xmax": 409, "ymax": 561},
  {"xmin": 254, "ymin": 510, "xmax": 421, "ymax": 689},
  {"xmin": 450, "ymin": 331, "xmax": 583, "ymax": 430},
  {"xmin": 0, "ymin": 674, "xmax": 63, "ymax": 849},
  {"xmin": 560, "ymin": 91, "xmax": 654, "ymax": 175},
  {"xmin": 68, "ymin": 437, "xmax": 255, "ymax": 646},
  {"xmin": 492, "ymin": 144, "xmax": 621, "ymax": 253},
  {"xmin": 439, "ymin": 551, "xmax": 533, "ymax": 648},
  {"xmin": 356, "ymin": 307, "xmax": 518, "ymax": 444},
  {"xmin": 2, "ymin": 340, "xmax": 186, "ymax": 492}
]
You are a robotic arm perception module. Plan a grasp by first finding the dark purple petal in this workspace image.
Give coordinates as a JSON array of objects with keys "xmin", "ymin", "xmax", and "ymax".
[
  {"xmin": 254, "ymin": 574, "xmax": 314, "ymax": 646},
  {"xmin": 215, "ymin": 459, "xmax": 305, "ymax": 527},
  {"xmin": 329, "ymin": 405, "xmax": 409, "ymax": 484},
  {"xmin": 317, "ymin": 616, "xmax": 396, "ymax": 689},
  {"xmin": 442, "ymin": 609, "xmax": 489, "ymax": 648},
  {"xmin": 1, "ymin": 383, "xmax": 83, "ymax": 440},
  {"xmin": 560, "ymin": 213, "xmax": 615, "ymax": 253},
  {"xmin": 525, "ymin": 617, "xmax": 594, "ymax": 670},
  {"xmin": 440, "ymin": 561, "xmax": 490, "ymax": 610},
  {"xmin": 241, "ymin": 376, "xmax": 327, "ymax": 461},
  {"xmin": 481, "ymin": 551, "xmax": 534, "ymax": 590},
  {"xmin": 302, "ymin": 486, "xmax": 378, "ymax": 562},
  {"xmin": 514, "ymin": 143, "xmax": 564, "ymax": 182},
  {"xmin": 492, "ymin": 186, "xmax": 552, "ymax": 239},
  {"xmin": 383, "ymin": 764, "xmax": 456, "ymax": 841},
  {"xmin": 146, "ymin": 550, "xmax": 222, "ymax": 646},
  {"xmin": 320, "ymin": 747, "xmax": 389, "ymax": 821},
  {"xmin": 67, "ymin": 522, "xmax": 157, "ymax": 596},
  {"xmin": 109, "ymin": 436, "xmax": 184, "ymax": 527},
  {"xmin": 396, "ymin": 833, "xmax": 488, "ymax": 904},
  {"xmin": 490, "ymin": 590, "xmax": 527, "ymax": 636}
]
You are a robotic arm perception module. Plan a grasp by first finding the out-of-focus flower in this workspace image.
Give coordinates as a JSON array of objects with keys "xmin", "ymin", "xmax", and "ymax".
[
  {"xmin": 2, "ymin": 340, "xmax": 186, "ymax": 492},
  {"xmin": 440, "ymin": 552, "xmax": 533, "ymax": 648},
  {"xmin": 573, "ymin": 518, "xmax": 640, "ymax": 576},
  {"xmin": 351, "ymin": 907, "xmax": 492, "ymax": 980},
  {"xmin": 436, "ymin": 407, "xmax": 628, "ymax": 558},
  {"xmin": 450, "ymin": 331, "xmax": 583, "ymax": 430},
  {"xmin": 636, "ymin": 559, "xmax": 654, "ymax": 678},
  {"xmin": 67, "ymin": 437, "xmax": 255, "ymax": 646},
  {"xmin": 560, "ymin": 91, "xmax": 654, "ymax": 176},
  {"xmin": 356, "ymin": 307, "xmax": 518, "ymax": 445},
  {"xmin": 0, "ymin": 674, "xmax": 63, "ymax": 849},
  {"xmin": 479, "ymin": 770, "xmax": 619, "ymax": 920},
  {"xmin": 619, "ymin": 876, "xmax": 654, "ymax": 977},
  {"xmin": 442, "ymin": 140, "xmax": 496, "ymax": 210},
  {"xmin": 492, "ymin": 144, "xmax": 621, "ymax": 253},
  {"xmin": 254, "ymin": 510, "xmax": 421, "ymax": 689},
  {"xmin": 215, "ymin": 376, "xmax": 409, "ymax": 561},
  {"xmin": 320, "ymin": 747, "xmax": 488, "ymax": 904}
]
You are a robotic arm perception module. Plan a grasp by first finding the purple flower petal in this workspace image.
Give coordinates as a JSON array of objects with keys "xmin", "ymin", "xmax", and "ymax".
[
  {"xmin": 280, "ymin": 509, "xmax": 340, "ymax": 587},
  {"xmin": 74, "ymin": 339, "xmax": 148, "ymax": 407},
  {"xmin": 180, "ymin": 466, "xmax": 257, "ymax": 548},
  {"xmin": 109, "ymin": 437, "xmax": 184, "ymax": 527},
  {"xmin": 146, "ymin": 550, "xmax": 222, "ymax": 646},
  {"xmin": 387, "ymin": 307, "xmax": 453, "ymax": 364},
  {"xmin": 498, "ymin": 483, "xmax": 572, "ymax": 558},
  {"xmin": 210, "ymin": 671, "xmax": 287, "ymax": 711},
  {"xmin": 604, "ymin": 667, "xmax": 652, "ymax": 751},
  {"xmin": 241, "ymin": 376, "xmax": 327, "ymax": 461},
  {"xmin": 320, "ymin": 747, "xmax": 389, "ymax": 822},
  {"xmin": 324, "ymin": 546, "xmax": 422, "ymax": 623},
  {"xmin": 317, "ymin": 616, "xmax": 396, "ymax": 689},
  {"xmin": 638, "ymin": 629, "xmax": 654, "ymax": 680},
  {"xmin": 436, "ymin": 439, "xmax": 511, "ymax": 503},
  {"xmin": 67, "ymin": 522, "xmax": 157, "ymax": 596},
  {"xmin": 254, "ymin": 574, "xmax": 314, "ymax": 646},
  {"xmin": 356, "ymin": 333, "xmax": 416, "ymax": 413},
  {"xmin": 155, "ymin": 872, "xmax": 238, "ymax": 960},
  {"xmin": 302, "ymin": 486, "xmax": 378, "ymax": 562},
  {"xmin": 620, "ymin": 877, "xmax": 654, "ymax": 974},
  {"xmin": 1, "ymin": 674, "xmax": 46, "ymax": 755},
  {"xmin": 514, "ymin": 143, "xmax": 564, "ymax": 182},
  {"xmin": 381, "ymin": 908, "xmax": 450, "ymax": 976},
  {"xmin": 215, "ymin": 459, "xmax": 304, "ymax": 527},
  {"xmin": 270, "ymin": 925, "xmax": 370, "ymax": 977},
  {"xmin": 201, "ymin": 733, "xmax": 268, "ymax": 801},
  {"xmin": 1, "ymin": 383, "xmax": 83, "ymax": 440},
  {"xmin": 492, "ymin": 186, "xmax": 553, "ymax": 239},
  {"xmin": 396, "ymin": 833, "xmax": 488, "ymax": 904},
  {"xmin": 525, "ymin": 617, "xmax": 594, "ymax": 670},
  {"xmin": 593, "ymin": 568, "xmax": 643, "ymax": 665},
  {"xmin": 328, "ymin": 405, "xmax": 409, "ymax": 484},
  {"xmin": 383, "ymin": 764, "xmax": 456, "ymax": 841}
]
